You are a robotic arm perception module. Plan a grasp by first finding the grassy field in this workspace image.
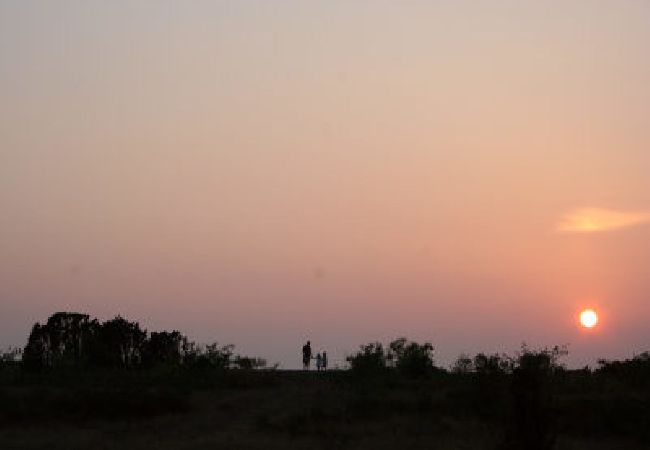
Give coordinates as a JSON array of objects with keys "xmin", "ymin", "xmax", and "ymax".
[{"xmin": 1, "ymin": 366, "xmax": 649, "ymax": 450}]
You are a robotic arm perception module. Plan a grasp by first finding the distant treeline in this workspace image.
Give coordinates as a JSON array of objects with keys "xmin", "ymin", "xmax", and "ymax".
[
  {"xmin": 19, "ymin": 312, "xmax": 266, "ymax": 371},
  {"xmin": 2, "ymin": 313, "xmax": 650, "ymax": 449},
  {"xmin": 345, "ymin": 340, "xmax": 650, "ymax": 449},
  {"xmin": 345, "ymin": 338, "xmax": 650, "ymax": 382},
  {"xmin": 3, "ymin": 311, "xmax": 649, "ymax": 379}
]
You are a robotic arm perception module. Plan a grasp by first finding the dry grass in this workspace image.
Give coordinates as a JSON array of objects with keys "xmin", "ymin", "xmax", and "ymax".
[{"xmin": 0, "ymin": 370, "xmax": 647, "ymax": 449}]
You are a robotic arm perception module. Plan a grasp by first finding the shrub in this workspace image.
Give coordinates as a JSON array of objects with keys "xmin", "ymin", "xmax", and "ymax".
[
  {"xmin": 504, "ymin": 346, "xmax": 566, "ymax": 450},
  {"xmin": 452, "ymin": 354, "xmax": 473, "ymax": 374},
  {"xmin": 389, "ymin": 338, "xmax": 435, "ymax": 378},
  {"xmin": 143, "ymin": 331, "xmax": 183, "ymax": 367},
  {"xmin": 346, "ymin": 342, "xmax": 388, "ymax": 376},
  {"xmin": 232, "ymin": 356, "xmax": 267, "ymax": 370},
  {"xmin": 182, "ymin": 342, "xmax": 234, "ymax": 370}
]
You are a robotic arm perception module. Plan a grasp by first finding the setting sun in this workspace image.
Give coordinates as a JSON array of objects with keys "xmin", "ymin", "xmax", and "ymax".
[{"xmin": 580, "ymin": 309, "xmax": 599, "ymax": 329}]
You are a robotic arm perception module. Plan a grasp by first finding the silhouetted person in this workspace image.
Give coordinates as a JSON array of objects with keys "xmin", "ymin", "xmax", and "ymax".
[
  {"xmin": 302, "ymin": 341, "xmax": 312, "ymax": 370},
  {"xmin": 316, "ymin": 352, "xmax": 322, "ymax": 371},
  {"xmin": 322, "ymin": 351, "xmax": 328, "ymax": 371}
]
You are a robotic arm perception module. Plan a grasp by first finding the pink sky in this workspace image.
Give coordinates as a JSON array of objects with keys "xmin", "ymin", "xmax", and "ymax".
[{"xmin": 1, "ymin": 1, "xmax": 650, "ymax": 368}]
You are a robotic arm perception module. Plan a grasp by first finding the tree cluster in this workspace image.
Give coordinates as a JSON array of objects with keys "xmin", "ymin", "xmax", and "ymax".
[
  {"xmin": 22, "ymin": 312, "xmax": 265, "ymax": 371},
  {"xmin": 346, "ymin": 337, "xmax": 435, "ymax": 377}
]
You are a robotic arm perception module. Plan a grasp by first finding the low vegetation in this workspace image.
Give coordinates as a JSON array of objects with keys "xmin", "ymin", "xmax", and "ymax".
[{"xmin": 1, "ymin": 312, "xmax": 649, "ymax": 449}]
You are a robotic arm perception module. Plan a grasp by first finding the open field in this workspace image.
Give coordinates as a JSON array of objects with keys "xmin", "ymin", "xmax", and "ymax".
[{"xmin": 1, "ymin": 367, "xmax": 648, "ymax": 450}]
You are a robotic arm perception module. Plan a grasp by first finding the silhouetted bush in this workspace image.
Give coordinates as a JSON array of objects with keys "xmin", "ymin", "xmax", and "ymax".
[
  {"xmin": 346, "ymin": 342, "xmax": 388, "ymax": 377},
  {"xmin": 389, "ymin": 337, "xmax": 435, "ymax": 378},
  {"xmin": 503, "ymin": 346, "xmax": 566, "ymax": 450},
  {"xmin": 452, "ymin": 353, "xmax": 473, "ymax": 374},
  {"xmin": 346, "ymin": 338, "xmax": 435, "ymax": 378},
  {"xmin": 470, "ymin": 353, "xmax": 511, "ymax": 419},
  {"xmin": 233, "ymin": 355, "xmax": 267, "ymax": 370},
  {"xmin": 143, "ymin": 331, "xmax": 183, "ymax": 367},
  {"xmin": 596, "ymin": 352, "xmax": 650, "ymax": 387},
  {"xmin": 88, "ymin": 316, "xmax": 147, "ymax": 368},
  {"xmin": 474, "ymin": 352, "xmax": 512, "ymax": 376},
  {"xmin": 21, "ymin": 313, "xmax": 265, "ymax": 373},
  {"xmin": 23, "ymin": 313, "xmax": 98, "ymax": 370},
  {"xmin": 8, "ymin": 311, "xmax": 650, "ymax": 447},
  {"xmin": 182, "ymin": 342, "xmax": 234, "ymax": 370}
]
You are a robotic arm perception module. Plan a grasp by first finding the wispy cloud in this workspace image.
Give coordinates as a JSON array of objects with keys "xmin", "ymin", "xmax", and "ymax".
[{"xmin": 556, "ymin": 208, "xmax": 650, "ymax": 233}]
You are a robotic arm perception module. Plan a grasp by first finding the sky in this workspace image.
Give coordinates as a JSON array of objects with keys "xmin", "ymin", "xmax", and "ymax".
[{"xmin": 1, "ymin": 1, "xmax": 649, "ymax": 369}]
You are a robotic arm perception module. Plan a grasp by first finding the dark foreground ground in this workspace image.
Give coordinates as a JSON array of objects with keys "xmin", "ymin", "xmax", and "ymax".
[{"xmin": 1, "ymin": 366, "xmax": 649, "ymax": 450}]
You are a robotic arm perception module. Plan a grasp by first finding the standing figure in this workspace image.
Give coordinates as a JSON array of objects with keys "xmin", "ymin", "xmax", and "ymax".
[
  {"xmin": 322, "ymin": 351, "xmax": 328, "ymax": 371},
  {"xmin": 316, "ymin": 352, "xmax": 322, "ymax": 371},
  {"xmin": 302, "ymin": 341, "xmax": 312, "ymax": 370}
]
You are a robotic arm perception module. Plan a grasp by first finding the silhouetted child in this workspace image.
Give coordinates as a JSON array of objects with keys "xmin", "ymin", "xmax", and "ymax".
[
  {"xmin": 322, "ymin": 351, "xmax": 328, "ymax": 371},
  {"xmin": 316, "ymin": 352, "xmax": 322, "ymax": 371}
]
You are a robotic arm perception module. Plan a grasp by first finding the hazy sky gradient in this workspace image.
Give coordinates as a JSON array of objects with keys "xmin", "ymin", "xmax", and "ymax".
[{"xmin": 2, "ymin": 1, "xmax": 650, "ymax": 368}]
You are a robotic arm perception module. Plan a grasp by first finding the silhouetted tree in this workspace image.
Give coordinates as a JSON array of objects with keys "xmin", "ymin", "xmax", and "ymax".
[
  {"xmin": 87, "ymin": 316, "xmax": 146, "ymax": 368},
  {"xmin": 182, "ymin": 342, "xmax": 234, "ymax": 370},
  {"xmin": 23, "ymin": 323, "xmax": 48, "ymax": 371},
  {"xmin": 143, "ymin": 331, "xmax": 183, "ymax": 367},
  {"xmin": 597, "ymin": 352, "xmax": 650, "ymax": 387},
  {"xmin": 471, "ymin": 353, "xmax": 511, "ymax": 419},
  {"xmin": 474, "ymin": 353, "xmax": 512, "ymax": 376},
  {"xmin": 20, "ymin": 312, "xmax": 269, "ymax": 374},
  {"xmin": 346, "ymin": 342, "xmax": 388, "ymax": 376},
  {"xmin": 452, "ymin": 353, "xmax": 473, "ymax": 374},
  {"xmin": 389, "ymin": 337, "xmax": 434, "ymax": 378},
  {"xmin": 23, "ymin": 312, "xmax": 98, "ymax": 370},
  {"xmin": 504, "ymin": 346, "xmax": 566, "ymax": 450}
]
